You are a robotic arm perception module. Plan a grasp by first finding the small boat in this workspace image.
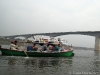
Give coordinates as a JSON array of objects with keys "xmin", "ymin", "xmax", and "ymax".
[{"xmin": 0, "ymin": 48, "xmax": 74, "ymax": 57}]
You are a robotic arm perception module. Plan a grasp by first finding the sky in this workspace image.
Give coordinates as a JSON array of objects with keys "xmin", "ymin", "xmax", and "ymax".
[{"xmin": 0, "ymin": 0, "xmax": 100, "ymax": 48}]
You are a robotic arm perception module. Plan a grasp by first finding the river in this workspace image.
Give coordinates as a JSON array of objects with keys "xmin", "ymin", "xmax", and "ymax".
[{"xmin": 0, "ymin": 45, "xmax": 100, "ymax": 75}]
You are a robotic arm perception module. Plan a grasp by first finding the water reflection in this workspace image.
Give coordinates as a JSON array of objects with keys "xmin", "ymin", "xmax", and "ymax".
[
  {"xmin": 8, "ymin": 57, "xmax": 16, "ymax": 65},
  {"xmin": 7, "ymin": 57, "xmax": 73, "ymax": 68},
  {"xmin": 0, "ymin": 56, "xmax": 73, "ymax": 75},
  {"xmin": 0, "ymin": 50, "xmax": 100, "ymax": 75}
]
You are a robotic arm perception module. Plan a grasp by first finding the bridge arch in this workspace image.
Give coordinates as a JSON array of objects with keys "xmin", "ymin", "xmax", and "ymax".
[{"xmin": 2, "ymin": 31, "xmax": 100, "ymax": 51}]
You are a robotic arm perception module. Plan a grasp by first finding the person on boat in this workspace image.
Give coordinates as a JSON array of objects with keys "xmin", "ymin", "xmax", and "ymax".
[
  {"xmin": 49, "ymin": 45, "xmax": 54, "ymax": 51},
  {"xmin": 41, "ymin": 42, "xmax": 48, "ymax": 51},
  {"xmin": 53, "ymin": 43, "xmax": 59, "ymax": 51},
  {"xmin": 10, "ymin": 41, "xmax": 18, "ymax": 50},
  {"xmin": 31, "ymin": 43, "xmax": 38, "ymax": 51},
  {"xmin": 58, "ymin": 38, "xmax": 62, "ymax": 47},
  {"xmin": 64, "ymin": 47, "xmax": 69, "ymax": 52},
  {"xmin": 27, "ymin": 44, "xmax": 32, "ymax": 51},
  {"xmin": 57, "ymin": 38, "xmax": 60, "ymax": 42},
  {"xmin": 14, "ymin": 40, "xmax": 18, "ymax": 48},
  {"xmin": 40, "ymin": 38, "xmax": 44, "ymax": 43},
  {"xmin": 60, "ymin": 46, "xmax": 65, "ymax": 52}
]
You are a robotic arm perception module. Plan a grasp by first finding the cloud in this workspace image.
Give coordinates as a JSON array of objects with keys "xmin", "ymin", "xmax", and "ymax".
[
  {"xmin": 0, "ymin": 0, "xmax": 99, "ymax": 47},
  {"xmin": 0, "ymin": 0, "xmax": 100, "ymax": 35}
]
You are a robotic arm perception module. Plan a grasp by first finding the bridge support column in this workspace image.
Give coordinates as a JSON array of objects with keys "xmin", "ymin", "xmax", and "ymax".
[{"xmin": 95, "ymin": 36, "xmax": 100, "ymax": 51}]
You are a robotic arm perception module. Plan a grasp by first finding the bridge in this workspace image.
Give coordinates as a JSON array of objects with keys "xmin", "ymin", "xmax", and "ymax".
[{"xmin": 2, "ymin": 31, "xmax": 100, "ymax": 51}]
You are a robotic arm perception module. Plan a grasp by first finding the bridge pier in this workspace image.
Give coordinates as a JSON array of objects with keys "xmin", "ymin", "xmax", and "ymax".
[{"xmin": 95, "ymin": 36, "xmax": 100, "ymax": 51}]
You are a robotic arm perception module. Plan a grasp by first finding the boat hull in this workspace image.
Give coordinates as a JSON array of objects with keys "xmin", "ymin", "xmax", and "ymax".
[{"xmin": 0, "ymin": 49, "xmax": 74, "ymax": 57}]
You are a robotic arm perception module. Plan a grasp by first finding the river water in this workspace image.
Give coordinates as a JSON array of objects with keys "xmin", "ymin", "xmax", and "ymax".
[{"xmin": 0, "ymin": 45, "xmax": 100, "ymax": 75}]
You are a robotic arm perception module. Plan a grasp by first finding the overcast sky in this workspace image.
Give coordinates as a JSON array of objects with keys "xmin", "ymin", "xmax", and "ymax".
[{"xmin": 0, "ymin": 0, "xmax": 99, "ymax": 48}]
